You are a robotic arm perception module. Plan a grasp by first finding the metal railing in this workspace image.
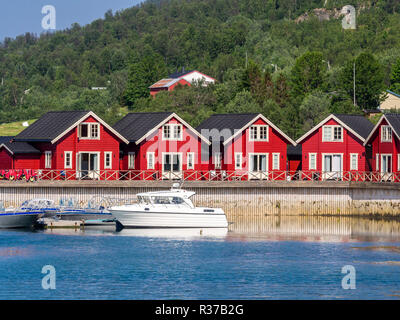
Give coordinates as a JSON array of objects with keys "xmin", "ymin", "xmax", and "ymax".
[{"xmin": 1, "ymin": 169, "xmax": 400, "ymax": 183}]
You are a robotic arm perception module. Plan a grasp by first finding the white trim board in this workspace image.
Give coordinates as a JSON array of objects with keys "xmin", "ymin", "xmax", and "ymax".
[
  {"xmin": 51, "ymin": 111, "xmax": 129, "ymax": 145},
  {"xmin": 223, "ymin": 114, "xmax": 296, "ymax": 146},
  {"xmin": 296, "ymin": 114, "xmax": 366, "ymax": 145},
  {"xmin": 364, "ymin": 115, "xmax": 400, "ymax": 146},
  {"xmin": 135, "ymin": 113, "xmax": 211, "ymax": 145}
]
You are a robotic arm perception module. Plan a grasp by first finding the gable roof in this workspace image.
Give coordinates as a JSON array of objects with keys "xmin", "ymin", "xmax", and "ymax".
[
  {"xmin": 14, "ymin": 111, "xmax": 128, "ymax": 144},
  {"xmin": 296, "ymin": 114, "xmax": 374, "ymax": 144},
  {"xmin": 364, "ymin": 113, "xmax": 400, "ymax": 145},
  {"xmin": 113, "ymin": 112, "xmax": 211, "ymax": 145},
  {"xmin": 0, "ymin": 136, "xmax": 40, "ymax": 155},
  {"xmin": 169, "ymin": 70, "xmax": 195, "ymax": 79},
  {"xmin": 149, "ymin": 78, "xmax": 190, "ymax": 89},
  {"xmin": 386, "ymin": 90, "xmax": 400, "ymax": 99},
  {"xmin": 196, "ymin": 113, "xmax": 296, "ymax": 146}
]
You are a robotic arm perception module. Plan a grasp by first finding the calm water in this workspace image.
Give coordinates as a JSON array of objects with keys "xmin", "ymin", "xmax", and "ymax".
[{"xmin": 1, "ymin": 216, "xmax": 400, "ymax": 300}]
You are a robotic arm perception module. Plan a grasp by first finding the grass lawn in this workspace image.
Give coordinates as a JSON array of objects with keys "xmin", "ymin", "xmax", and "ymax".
[{"xmin": 0, "ymin": 119, "xmax": 37, "ymax": 136}]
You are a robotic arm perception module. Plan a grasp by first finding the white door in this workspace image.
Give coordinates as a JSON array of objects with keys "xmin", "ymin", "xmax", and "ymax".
[
  {"xmin": 323, "ymin": 154, "xmax": 342, "ymax": 180},
  {"xmin": 162, "ymin": 153, "xmax": 182, "ymax": 180},
  {"xmin": 78, "ymin": 153, "xmax": 99, "ymax": 179},
  {"xmin": 249, "ymin": 154, "xmax": 268, "ymax": 180},
  {"xmin": 381, "ymin": 154, "xmax": 393, "ymax": 181}
]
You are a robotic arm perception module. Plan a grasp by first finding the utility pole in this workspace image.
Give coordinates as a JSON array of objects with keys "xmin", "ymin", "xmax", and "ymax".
[{"xmin": 353, "ymin": 62, "xmax": 356, "ymax": 107}]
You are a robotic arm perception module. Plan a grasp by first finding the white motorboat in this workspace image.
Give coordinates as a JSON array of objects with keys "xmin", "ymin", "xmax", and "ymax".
[
  {"xmin": 0, "ymin": 200, "xmax": 45, "ymax": 229},
  {"xmin": 109, "ymin": 184, "xmax": 228, "ymax": 229}
]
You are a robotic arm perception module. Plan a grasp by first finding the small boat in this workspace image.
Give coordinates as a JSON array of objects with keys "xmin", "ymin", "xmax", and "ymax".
[
  {"xmin": 0, "ymin": 201, "xmax": 44, "ymax": 229},
  {"xmin": 108, "ymin": 183, "xmax": 228, "ymax": 229}
]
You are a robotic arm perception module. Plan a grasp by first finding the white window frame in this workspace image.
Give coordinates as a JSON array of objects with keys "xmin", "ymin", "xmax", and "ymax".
[
  {"xmin": 398, "ymin": 154, "xmax": 400, "ymax": 172},
  {"xmin": 214, "ymin": 152, "xmax": 222, "ymax": 169},
  {"xmin": 381, "ymin": 125, "xmax": 392, "ymax": 142},
  {"xmin": 235, "ymin": 152, "xmax": 243, "ymax": 170},
  {"xmin": 350, "ymin": 153, "xmax": 358, "ymax": 171},
  {"xmin": 147, "ymin": 152, "xmax": 155, "ymax": 170},
  {"xmin": 249, "ymin": 125, "xmax": 269, "ymax": 141},
  {"xmin": 64, "ymin": 151, "xmax": 72, "ymax": 169},
  {"xmin": 128, "ymin": 152, "xmax": 135, "ymax": 170},
  {"xmin": 309, "ymin": 153, "xmax": 317, "ymax": 170},
  {"xmin": 187, "ymin": 152, "xmax": 195, "ymax": 170},
  {"xmin": 272, "ymin": 153, "xmax": 280, "ymax": 170},
  {"xmin": 104, "ymin": 152, "xmax": 112, "ymax": 169},
  {"xmin": 79, "ymin": 122, "xmax": 100, "ymax": 139},
  {"xmin": 322, "ymin": 125, "xmax": 343, "ymax": 142},
  {"xmin": 162, "ymin": 124, "xmax": 183, "ymax": 141},
  {"xmin": 376, "ymin": 153, "xmax": 379, "ymax": 171},
  {"xmin": 45, "ymin": 151, "xmax": 52, "ymax": 169}
]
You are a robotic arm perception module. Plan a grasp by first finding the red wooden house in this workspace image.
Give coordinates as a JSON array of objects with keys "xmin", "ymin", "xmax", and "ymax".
[
  {"xmin": 0, "ymin": 136, "xmax": 41, "ymax": 170},
  {"xmin": 113, "ymin": 112, "xmax": 211, "ymax": 180},
  {"xmin": 364, "ymin": 114, "xmax": 400, "ymax": 179},
  {"xmin": 196, "ymin": 113, "xmax": 296, "ymax": 180},
  {"xmin": 296, "ymin": 114, "xmax": 374, "ymax": 180},
  {"xmin": 149, "ymin": 70, "xmax": 216, "ymax": 97},
  {"xmin": 10, "ymin": 111, "xmax": 128, "ymax": 180}
]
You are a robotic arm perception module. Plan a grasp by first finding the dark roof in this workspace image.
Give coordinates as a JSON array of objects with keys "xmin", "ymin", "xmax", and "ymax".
[
  {"xmin": 0, "ymin": 136, "xmax": 40, "ymax": 154},
  {"xmin": 287, "ymin": 145, "xmax": 302, "ymax": 157},
  {"xmin": 387, "ymin": 90, "xmax": 400, "ymax": 98},
  {"xmin": 333, "ymin": 114, "xmax": 374, "ymax": 140},
  {"xmin": 196, "ymin": 113, "xmax": 259, "ymax": 142},
  {"xmin": 113, "ymin": 112, "xmax": 173, "ymax": 142},
  {"xmin": 168, "ymin": 70, "xmax": 194, "ymax": 79},
  {"xmin": 384, "ymin": 114, "xmax": 400, "ymax": 138},
  {"xmin": 14, "ymin": 111, "xmax": 89, "ymax": 142}
]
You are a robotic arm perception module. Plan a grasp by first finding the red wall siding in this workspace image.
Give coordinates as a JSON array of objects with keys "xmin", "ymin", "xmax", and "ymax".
[
  {"xmin": 0, "ymin": 148, "xmax": 13, "ymax": 169},
  {"xmin": 300, "ymin": 118, "xmax": 367, "ymax": 173},
  {"xmin": 369, "ymin": 118, "xmax": 399, "ymax": 172},
  {"xmin": 120, "ymin": 117, "xmax": 207, "ymax": 176},
  {"xmin": 223, "ymin": 118, "xmax": 289, "ymax": 173}
]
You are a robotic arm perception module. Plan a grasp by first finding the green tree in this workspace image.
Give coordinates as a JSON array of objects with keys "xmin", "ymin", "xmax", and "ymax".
[
  {"xmin": 390, "ymin": 58, "xmax": 400, "ymax": 93},
  {"xmin": 123, "ymin": 53, "xmax": 167, "ymax": 108},
  {"xmin": 290, "ymin": 51, "xmax": 326, "ymax": 99},
  {"xmin": 340, "ymin": 52, "xmax": 386, "ymax": 110}
]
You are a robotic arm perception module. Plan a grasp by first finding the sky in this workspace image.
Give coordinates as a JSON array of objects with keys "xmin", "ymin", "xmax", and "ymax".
[{"xmin": 0, "ymin": 0, "xmax": 143, "ymax": 41}]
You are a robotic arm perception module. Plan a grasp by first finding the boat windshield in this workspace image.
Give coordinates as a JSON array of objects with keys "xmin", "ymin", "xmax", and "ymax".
[{"xmin": 137, "ymin": 195, "xmax": 185, "ymax": 205}]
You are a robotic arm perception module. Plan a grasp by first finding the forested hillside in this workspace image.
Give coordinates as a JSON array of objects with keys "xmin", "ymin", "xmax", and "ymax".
[{"xmin": 1, "ymin": 0, "xmax": 400, "ymax": 138}]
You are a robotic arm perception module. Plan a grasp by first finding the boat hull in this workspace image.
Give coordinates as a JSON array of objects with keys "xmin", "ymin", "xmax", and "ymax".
[
  {"xmin": 109, "ymin": 209, "xmax": 228, "ymax": 228},
  {"xmin": 0, "ymin": 213, "xmax": 40, "ymax": 229}
]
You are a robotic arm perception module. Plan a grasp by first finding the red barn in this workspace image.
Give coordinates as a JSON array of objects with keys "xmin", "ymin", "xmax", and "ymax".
[
  {"xmin": 296, "ymin": 114, "xmax": 374, "ymax": 180},
  {"xmin": 113, "ymin": 112, "xmax": 211, "ymax": 180},
  {"xmin": 11, "ymin": 111, "xmax": 128, "ymax": 180},
  {"xmin": 196, "ymin": 113, "xmax": 296, "ymax": 180},
  {"xmin": 149, "ymin": 78, "xmax": 191, "ymax": 97},
  {"xmin": 149, "ymin": 70, "xmax": 216, "ymax": 97},
  {"xmin": 364, "ymin": 114, "xmax": 400, "ymax": 180}
]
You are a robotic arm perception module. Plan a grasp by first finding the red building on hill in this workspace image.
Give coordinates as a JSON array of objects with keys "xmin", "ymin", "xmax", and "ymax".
[
  {"xmin": 113, "ymin": 112, "xmax": 211, "ymax": 180},
  {"xmin": 296, "ymin": 114, "xmax": 374, "ymax": 180},
  {"xmin": 149, "ymin": 70, "xmax": 216, "ymax": 97},
  {"xmin": 364, "ymin": 114, "xmax": 400, "ymax": 179},
  {"xmin": 196, "ymin": 113, "xmax": 296, "ymax": 180},
  {"xmin": 4, "ymin": 111, "xmax": 128, "ymax": 180}
]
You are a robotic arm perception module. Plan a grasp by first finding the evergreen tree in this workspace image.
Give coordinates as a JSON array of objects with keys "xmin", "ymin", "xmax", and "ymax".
[{"xmin": 340, "ymin": 52, "xmax": 386, "ymax": 110}]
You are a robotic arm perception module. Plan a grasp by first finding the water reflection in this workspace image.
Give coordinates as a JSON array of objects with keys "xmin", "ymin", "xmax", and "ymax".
[
  {"xmin": 228, "ymin": 216, "xmax": 400, "ymax": 242},
  {"xmin": 37, "ymin": 216, "xmax": 400, "ymax": 242}
]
